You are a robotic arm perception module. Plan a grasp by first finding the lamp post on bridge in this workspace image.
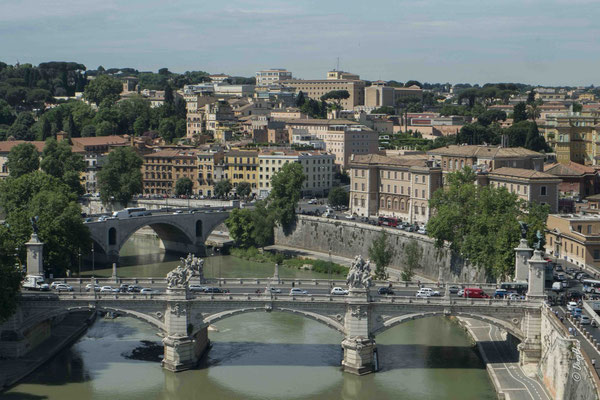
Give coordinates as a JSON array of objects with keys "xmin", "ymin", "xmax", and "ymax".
[{"xmin": 91, "ymin": 246, "xmax": 95, "ymax": 276}]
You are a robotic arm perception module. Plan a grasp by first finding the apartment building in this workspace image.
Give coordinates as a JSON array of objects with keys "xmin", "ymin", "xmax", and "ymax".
[
  {"xmin": 225, "ymin": 150, "xmax": 259, "ymax": 193},
  {"xmin": 541, "ymin": 111, "xmax": 600, "ymax": 165},
  {"xmin": 394, "ymin": 85, "xmax": 423, "ymax": 101},
  {"xmin": 285, "ymin": 79, "xmax": 365, "ymax": 109},
  {"xmin": 427, "ymin": 145, "xmax": 544, "ymax": 183},
  {"xmin": 364, "ymin": 82, "xmax": 395, "ymax": 108},
  {"xmin": 257, "ymin": 150, "xmax": 335, "ymax": 198},
  {"xmin": 71, "ymin": 136, "xmax": 130, "ymax": 194},
  {"xmin": 256, "ymin": 69, "xmax": 293, "ymax": 87},
  {"xmin": 196, "ymin": 150, "xmax": 225, "ymax": 197},
  {"xmin": 546, "ymin": 213, "xmax": 600, "ymax": 270},
  {"xmin": 484, "ymin": 167, "xmax": 561, "ymax": 213},
  {"xmin": 0, "ymin": 140, "xmax": 46, "ymax": 179},
  {"xmin": 185, "ymin": 93, "xmax": 218, "ymax": 138},
  {"xmin": 142, "ymin": 149, "xmax": 198, "ymax": 195},
  {"xmin": 326, "ymin": 70, "xmax": 360, "ymax": 81},
  {"xmin": 544, "ymin": 161, "xmax": 600, "ymax": 199},
  {"xmin": 349, "ymin": 154, "xmax": 443, "ymax": 225}
]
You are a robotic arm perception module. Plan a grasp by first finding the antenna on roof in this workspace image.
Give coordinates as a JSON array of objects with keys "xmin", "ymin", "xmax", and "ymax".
[{"xmin": 335, "ymin": 57, "xmax": 340, "ymax": 71}]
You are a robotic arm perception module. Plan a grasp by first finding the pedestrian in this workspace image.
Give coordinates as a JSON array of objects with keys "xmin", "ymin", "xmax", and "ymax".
[
  {"xmin": 560, "ymin": 316, "xmax": 564, "ymax": 323},
  {"xmin": 569, "ymin": 327, "xmax": 573, "ymax": 335},
  {"xmin": 593, "ymin": 359, "xmax": 596, "ymax": 368}
]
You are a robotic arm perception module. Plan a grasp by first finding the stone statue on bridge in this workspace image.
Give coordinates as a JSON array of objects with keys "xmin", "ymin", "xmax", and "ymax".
[
  {"xmin": 166, "ymin": 253, "xmax": 204, "ymax": 288},
  {"xmin": 346, "ymin": 255, "xmax": 372, "ymax": 289}
]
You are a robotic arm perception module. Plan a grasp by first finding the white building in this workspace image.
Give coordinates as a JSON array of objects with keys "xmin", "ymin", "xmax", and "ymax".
[
  {"xmin": 258, "ymin": 150, "xmax": 335, "ymax": 198},
  {"xmin": 256, "ymin": 69, "xmax": 293, "ymax": 87}
]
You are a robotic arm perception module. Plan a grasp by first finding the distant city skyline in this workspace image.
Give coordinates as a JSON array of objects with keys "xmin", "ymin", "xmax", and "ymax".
[{"xmin": 1, "ymin": 0, "xmax": 599, "ymax": 86}]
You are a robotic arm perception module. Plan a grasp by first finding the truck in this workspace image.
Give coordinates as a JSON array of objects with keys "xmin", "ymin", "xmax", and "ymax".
[{"xmin": 22, "ymin": 275, "xmax": 49, "ymax": 291}]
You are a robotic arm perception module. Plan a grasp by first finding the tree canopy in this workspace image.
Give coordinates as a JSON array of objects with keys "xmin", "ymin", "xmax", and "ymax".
[
  {"xmin": 175, "ymin": 177, "xmax": 193, "ymax": 196},
  {"xmin": 236, "ymin": 182, "xmax": 252, "ymax": 199},
  {"xmin": 40, "ymin": 138, "xmax": 85, "ymax": 195},
  {"xmin": 83, "ymin": 75, "xmax": 123, "ymax": 106},
  {"xmin": 267, "ymin": 162, "xmax": 306, "ymax": 228},
  {"xmin": 214, "ymin": 179, "xmax": 232, "ymax": 199},
  {"xmin": 7, "ymin": 142, "xmax": 39, "ymax": 177},
  {"xmin": 368, "ymin": 231, "xmax": 393, "ymax": 280},
  {"xmin": 328, "ymin": 186, "xmax": 349, "ymax": 208},
  {"xmin": 97, "ymin": 147, "xmax": 142, "ymax": 206}
]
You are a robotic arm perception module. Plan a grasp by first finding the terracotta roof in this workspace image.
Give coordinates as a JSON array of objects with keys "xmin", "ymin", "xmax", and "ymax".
[
  {"xmin": 145, "ymin": 149, "xmax": 198, "ymax": 158},
  {"xmin": 226, "ymin": 150, "xmax": 259, "ymax": 157},
  {"xmin": 488, "ymin": 167, "xmax": 560, "ymax": 180},
  {"xmin": 71, "ymin": 136, "xmax": 128, "ymax": 147},
  {"xmin": 350, "ymin": 153, "xmax": 429, "ymax": 168},
  {"xmin": 285, "ymin": 118, "xmax": 360, "ymax": 126},
  {"xmin": 0, "ymin": 140, "xmax": 46, "ymax": 153},
  {"xmin": 427, "ymin": 145, "xmax": 542, "ymax": 158},
  {"xmin": 544, "ymin": 161, "xmax": 596, "ymax": 177}
]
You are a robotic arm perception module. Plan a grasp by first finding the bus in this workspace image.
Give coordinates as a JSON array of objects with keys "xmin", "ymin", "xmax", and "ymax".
[
  {"xmin": 582, "ymin": 279, "xmax": 600, "ymax": 294},
  {"xmin": 112, "ymin": 207, "xmax": 149, "ymax": 219},
  {"xmin": 499, "ymin": 281, "xmax": 529, "ymax": 295},
  {"xmin": 378, "ymin": 216, "xmax": 400, "ymax": 227}
]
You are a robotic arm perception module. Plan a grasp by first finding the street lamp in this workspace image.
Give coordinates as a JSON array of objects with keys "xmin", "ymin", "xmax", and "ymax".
[
  {"xmin": 78, "ymin": 248, "xmax": 82, "ymax": 279},
  {"xmin": 328, "ymin": 247, "xmax": 332, "ymax": 287},
  {"xmin": 91, "ymin": 246, "xmax": 95, "ymax": 276}
]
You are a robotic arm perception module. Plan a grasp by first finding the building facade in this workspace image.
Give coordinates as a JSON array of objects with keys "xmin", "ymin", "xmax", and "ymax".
[
  {"xmin": 142, "ymin": 149, "xmax": 198, "ymax": 195},
  {"xmin": 541, "ymin": 111, "xmax": 600, "ymax": 165},
  {"xmin": 256, "ymin": 69, "xmax": 293, "ymax": 87},
  {"xmin": 546, "ymin": 214, "xmax": 600, "ymax": 270},
  {"xmin": 285, "ymin": 79, "xmax": 365, "ymax": 109},
  {"xmin": 225, "ymin": 150, "xmax": 259, "ymax": 193},
  {"xmin": 196, "ymin": 150, "xmax": 225, "ymax": 197}
]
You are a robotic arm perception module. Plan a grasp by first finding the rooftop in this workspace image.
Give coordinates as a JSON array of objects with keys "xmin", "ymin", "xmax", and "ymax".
[
  {"xmin": 0, "ymin": 140, "xmax": 46, "ymax": 153},
  {"xmin": 428, "ymin": 145, "xmax": 543, "ymax": 159},
  {"xmin": 350, "ymin": 153, "xmax": 430, "ymax": 168},
  {"xmin": 488, "ymin": 167, "xmax": 560, "ymax": 180},
  {"xmin": 544, "ymin": 161, "xmax": 597, "ymax": 177}
]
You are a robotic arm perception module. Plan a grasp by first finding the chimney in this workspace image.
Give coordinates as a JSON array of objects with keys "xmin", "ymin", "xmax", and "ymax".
[{"xmin": 56, "ymin": 131, "xmax": 67, "ymax": 142}]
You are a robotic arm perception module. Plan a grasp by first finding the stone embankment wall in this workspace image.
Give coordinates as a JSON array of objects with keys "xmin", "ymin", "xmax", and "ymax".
[
  {"xmin": 539, "ymin": 306, "xmax": 600, "ymax": 400},
  {"xmin": 274, "ymin": 215, "xmax": 488, "ymax": 283}
]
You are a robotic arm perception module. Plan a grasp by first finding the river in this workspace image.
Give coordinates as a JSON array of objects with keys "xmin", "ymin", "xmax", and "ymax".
[{"xmin": 4, "ymin": 235, "xmax": 497, "ymax": 400}]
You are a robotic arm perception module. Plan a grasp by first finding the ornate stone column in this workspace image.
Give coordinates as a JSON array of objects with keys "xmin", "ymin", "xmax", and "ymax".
[
  {"xmin": 26, "ymin": 233, "xmax": 44, "ymax": 276},
  {"xmin": 514, "ymin": 238, "xmax": 533, "ymax": 282},
  {"xmin": 519, "ymin": 249, "xmax": 545, "ymax": 366},
  {"xmin": 342, "ymin": 288, "xmax": 376, "ymax": 375},
  {"xmin": 162, "ymin": 287, "xmax": 209, "ymax": 372}
]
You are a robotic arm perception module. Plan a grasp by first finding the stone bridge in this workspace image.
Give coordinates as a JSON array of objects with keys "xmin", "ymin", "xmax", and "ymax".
[
  {"xmin": 85, "ymin": 211, "xmax": 229, "ymax": 265},
  {"xmin": 6, "ymin": 289, "xmax": 544, "ymax": 375}
]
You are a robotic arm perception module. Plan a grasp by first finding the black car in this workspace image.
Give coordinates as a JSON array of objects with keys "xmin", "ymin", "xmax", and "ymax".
[
  {"xmin": 204, "ymin": 287, "xmax": 230, "ymax": 293},
  {"xmin": 127, "ymin": 285, "xmax": 142, "ymax": 293},
  {"xmin": 378, "ymin": 287, "xmax": 395, "ymax": 295},
  {"xmin": 119, "ymin": 284, "xmax": 130, "ymax": 293}
]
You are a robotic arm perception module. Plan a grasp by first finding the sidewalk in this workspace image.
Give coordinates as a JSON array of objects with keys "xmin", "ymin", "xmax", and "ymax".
[
  {"xmin": 0, "ymin": 311, "xmax": 94, "ymax": 391},
  {"xmin": 264, "ymin": 244, "xmax": 435, "ymax": 283}
]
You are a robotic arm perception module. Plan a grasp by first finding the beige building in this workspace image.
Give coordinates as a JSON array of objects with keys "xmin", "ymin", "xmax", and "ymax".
[
  {"xmin": 226, "ymin": 150, "xmax": 259, "ymax": 193},
  {"xmin": 256, "ymin": 69, "xmax": 293, "ymax": 87},
  {"xmin": 285, "ymin": 79, "xmax": 365, "ymax": 109},
  {"xmin": 394, "ymin": 85, "xmax": 423, "ymax": 101},
  {"xmin": 546, "ymin": 214, "xmax": 600, "ymax": 270},
  {"xmin": 196, "ymin": 150, "xmax": 224, "ymax": 197},
  {"xmin": 541, "ymin": 111, "xmax": 600, "ymax": 165},
  {"xmin": 142, "ymin": 149, "xmax": 199, "ymax": 195},
  {"xmin": 364, "ymin": 83, "xmax": 395, "ymax": 108},
  {"xmin": 349, "ymin": 154, "xmax": 443, "ymax": 224},
  {"xmin": 327, "ymin": 70, "xmax": 360, "ymax": 81},
  {"xmin": 257, "ymin": 150, "xmax": 335, "ymax": 198},
  {"xmin": 485, "ymin": 167, "xmax": 561, "ymax": 213}
]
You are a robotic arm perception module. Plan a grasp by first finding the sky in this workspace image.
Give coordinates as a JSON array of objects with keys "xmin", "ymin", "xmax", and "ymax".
[{"xmin": 0, "ymin": 0, "xmax": 598, "ymax": 86}]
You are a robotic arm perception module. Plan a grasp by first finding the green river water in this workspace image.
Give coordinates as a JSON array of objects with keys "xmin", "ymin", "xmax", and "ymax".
[{"xmin": 4, "ymin": 235, "xmax": 497, "ymax": 400}]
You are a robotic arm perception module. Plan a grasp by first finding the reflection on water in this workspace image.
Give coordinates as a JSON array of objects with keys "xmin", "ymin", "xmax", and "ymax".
[{"xmin": 6, "ymin": 314, "xmax": 496, "ymax": 400}]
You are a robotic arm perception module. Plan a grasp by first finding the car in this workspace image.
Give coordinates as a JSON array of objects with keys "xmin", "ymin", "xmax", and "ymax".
[
  {"xmin": 417, "ymin": 227, "xmax": 427, "ymax": 235},
  {"xmin": 581, "ymin": 315, "xmax": 592, "ymax": 325},
  {"xmin": 85, "ymin": 284, "xmax": 101, "ymax": 292},
  {"xmin": 100, "ymin": 286, "xmax": 118, "ymax": 293},
  {"xmin": 140, "ymin": 288, "xmax": 157, "ymax": 294},
  {"xmin": 265, "ymin": 287, "xmax": 282, "ymax": 294},
  {"xmin": 345, "ymin": 214, "xmax": 355, "ymax": 220},
  {"xmin": 189, "ymin": 285, "xmax": 207, "ymax": 292},
  {"xmin": 127, "ymin": 285, "xmax": 142, "ymax": 293},
  {"xmin": 415, "ymin": 288, "xmax": 439, "ymax": 298},
  {"xmin": 331, "ymin": 287, "xmax": 349, "ymax": 295},
  {"xmin": 308, "ymin": 198, "xmax": 317, "ymax": 204},
  {"xmin": 448, "ymin": 286, "xmax": 460, "ymax": 294},
  {"xmin": 173, "ymin": 210, "xmax": 183, "ymax": 214},
  {"xmin": 55, "ymin": 284, "xmax": 73, "ymax": 292},
  {"xmin": 494, "ymin": 289, "xmax": 509, "ymax": 298},
  {"xmin": 119, "ymin": 284, "xmax": 130, "ymax": 293},
  {"xmin": 204, "ymin": 287, "xmax": 224, "ymax": 293},
  {"xmin": 290, "ymin": 288, "xmax": 308, "ymax": 295},
  {"xmin": 50, "ymin": 282, "xmax": 63, "ymax": 290},
  {"xmin": 567, "ymin": 301, "xmax": 578, "ymax": 311},
  {"xmin": 377, "ymin": 287, "xmax": 394, "ymax": 295},
  {"xmin": 457, "ymin": 289, "xmax": 465, "ymax": 297},
  {"xmin": 97, "ymin": 216, "xmax": 107, "ymax": 222}
]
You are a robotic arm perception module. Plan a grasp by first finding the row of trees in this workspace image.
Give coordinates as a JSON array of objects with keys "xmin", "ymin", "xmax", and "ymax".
[{"xmin": 427, "ymin": 167, "xmax": 549, "ymax": 279}]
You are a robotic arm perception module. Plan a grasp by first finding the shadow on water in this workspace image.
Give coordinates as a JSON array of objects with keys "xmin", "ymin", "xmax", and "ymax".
[{"xmin": 200, "ymin": 342, "xmax": 488, "ymax": 371}]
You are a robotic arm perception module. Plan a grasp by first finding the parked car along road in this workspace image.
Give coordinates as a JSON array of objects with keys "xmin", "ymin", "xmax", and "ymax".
[{"xmin": 331, "ymin": 287, "xmax": 349, "ymax": 295}]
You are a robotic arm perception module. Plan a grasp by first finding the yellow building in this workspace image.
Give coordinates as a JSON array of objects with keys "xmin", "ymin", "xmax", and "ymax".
[
  {"xmin": 225, "ymin": 150, "xmax": 259, "ymax": 193},
  {"xmin": 546, "ymin": 214, "xmax": 600, "ymax": 271},
  {"xmin": 542, "ymin": 112, "xmax": 600, "ymax": 165},
  {"xmin": 196, "ymin": 150, "xmax": 224, "ymax": 197}
]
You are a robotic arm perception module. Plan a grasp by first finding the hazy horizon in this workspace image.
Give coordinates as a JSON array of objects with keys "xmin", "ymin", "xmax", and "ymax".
[{"xmin": 1, "ymin": 0, "xmax": 598, "ymax": 86}]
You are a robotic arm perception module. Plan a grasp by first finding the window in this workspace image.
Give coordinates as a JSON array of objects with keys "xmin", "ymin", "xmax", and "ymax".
[
  {"xmin": 541, "ymin": 186, "xmax": 547, "ymax": 196},
  {"xmin": 594, "ymin": 249, "xmax": 600, "ymax": 260},
  {"xmin": 588, "ymin": 225, "xmax": 593, "ymax": 235}
]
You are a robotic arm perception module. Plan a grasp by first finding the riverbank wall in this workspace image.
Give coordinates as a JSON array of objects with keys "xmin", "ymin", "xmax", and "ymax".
[
  {"xmin": 0, "ymin": 311, "xmax": 95, "ymax": 392},
  {"xmin": 539, "ymin": 305, "xmax": 600, "ymax": 400},
  {"xmin": 274, "ymin": 215, "xmax": 489, "ymax": 283}
]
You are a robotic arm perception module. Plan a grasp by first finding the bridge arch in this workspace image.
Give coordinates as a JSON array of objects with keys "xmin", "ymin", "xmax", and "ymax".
[
  {"xmin": 196, "ymin": 307, "xmax": 345, "ymax": 337},
  {"xmin": 372, "ymin": 311, "xmax": 525, "ymax": 341}
]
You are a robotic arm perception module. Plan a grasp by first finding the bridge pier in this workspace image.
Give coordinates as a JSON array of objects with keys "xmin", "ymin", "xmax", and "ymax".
[
  {"xmin": 161, "ymin": 287, "xmax": 209, "ymax": 372},
  {"xmin": 342, "ymin": 288, "xmax": 376, "ymax": 375}
]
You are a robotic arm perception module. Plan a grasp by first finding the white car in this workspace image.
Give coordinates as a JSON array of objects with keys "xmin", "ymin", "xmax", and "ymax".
[
  {"xmin": 330, "ymin": 287, "xmax": 349, "ymax": 295},
  {"xmin": 55, "ymin": 284, "xmax": 73, "ymax": 292},
  {"xmin": 265, "ymin": 287, "xmax": 282, "ymax": 294},
  {"xmin": 308, "ymin": 198, "xmax": 317, "ymax": 204},
  {"xmin": 140, "ymin": 288, "xmax": 157, "ymax": 294},
  {"xmin": 85, "ymin": 284, "xmax": 101, "ymax": 292},
  {"xmin": 581, "ymin": 315, "xmax": 591, "ymax": 325},
  {"xmin": 416, "ymin": 288, "xmax": 440, "ymax": 298},
  {"xmin": 289, "ymin": 288, "xmax": 308, "ymax": 296},
  {"xmin": 100, "ymin": 286, "xmax": 118, "ymax": 293},
  {"xmin": 457, "ymin": 289, "xmax": 465, "ymax": 297},
  {"xmin": 189, "ymin": 285, "xmax": 206, "ymax": 292},
  {"xmin": 50, "ymin": 282, "xmax": 63, "ymax": 290},
  {"xmin": 567, "ymin": 301, "xmax": 578, "ymax": 311}
]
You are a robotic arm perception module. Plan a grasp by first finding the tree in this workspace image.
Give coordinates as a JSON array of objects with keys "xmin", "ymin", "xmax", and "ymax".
[
  {"xmin": 225, "ymin": 201, "xmax": 274, "ymax": 249},
  {"xmin": 0, "ymin": 172, "xmax": 90, "ymax": 277},
  {"xmin": 527, "ymin": 102, "xmax": 541, "ymax": 123},
  {"xmin": 175, "ymin": 177, "xmax": 193, "ymax": 197},
  {"xmin": 402, "ymin": 240, "xmax": 422, "ymax": 281},
  {"xmin": 81, "ymin": 125, "xmax": 96, "ymax": 137},
  {"xmin": 40, "ymin": 117, "xmax": 52, "ymax": 140},
  {"xmin": 0, "ymin": 99, "xmax": 16, "ymax": 125},
  {"xmin": 159, "ymin": 118, "xmax": 176, "ymax": 143},
  {"xmin": 267, "ymin": 162, "xmax": 305, "ymax": 228},
  {"xmin": 236, "ymin": 182, "xmax": 252, "ymax": 199},
  {"xmin": 368, "ymin": 230, "xmax": 393, "ymax": 280},
  {"xmin": 573, "ymin": 103, "xmax": 583, "ymax": 113},
  {"xmin": 513, "ymin": 102, "xmax": 528, "ymax": 123},
  {"xmin": 371, "ymin": 106, "xmax": 395, "ymax": 115},
  {"xmin": 251, "ymin": 201, "xmax": 274, "ymax": 248},
  {"xmin": 527, "ymin": 90, "xmax": 536, "ymax": 104},
  {"xmin": 295, "ymin": 91, "xmax": 306, "ymax": 107},
  {"xmin": 6, "ymin": 143, "xmax": 39, "ymax": 178},
  {"xmin": 321, "ymin": 90, "xmax": 350, "ymax": 108},
  {"xmin": 83, "ymin": 75, "xmax": 122, "ymax": 106},
  {"xmin": 214, "ymin": 179, "xmax": 232, "ymax": 199},
  {"xmin": 0, "ymin": 257, "xmax": 22, "ymax": 322},
  {"xmin": 40, "ymin": 138, "xmax": 86, "ymax": 196},
  {"xmin": 97, "ymin": 147, "xmax": 142, "ymax": 206},
  {"xmin": 404, "ymin": 80, "xmax": 422, "ymax": 88},
  {"xmin": 328, "ymin": 186, "xmax": 349, "ymax": 208},
  {"xmin": 8, "ymin": 112, "xmax": 36, "ymax": 140}
]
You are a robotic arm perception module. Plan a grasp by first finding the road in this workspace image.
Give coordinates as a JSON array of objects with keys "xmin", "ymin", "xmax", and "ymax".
[
  {"xmin": 555, "ymin": 305, "xmax": 600, "ymax": 377},
  {"xmin": 463, "ymin": 318, "xmax": 551, "ymax": 400}
]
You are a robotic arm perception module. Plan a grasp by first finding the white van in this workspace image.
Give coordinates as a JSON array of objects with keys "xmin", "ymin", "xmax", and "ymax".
[{"xmin": 552, "ymin": 281, "xmax": 566, "ymax": 291}]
